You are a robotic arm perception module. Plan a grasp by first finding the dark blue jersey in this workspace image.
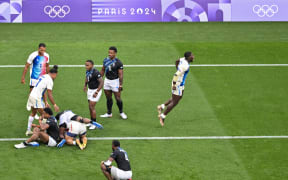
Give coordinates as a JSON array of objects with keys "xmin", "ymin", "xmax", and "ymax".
[{"xmin": 103, "ymin": 57, "xmax": 123, "ymax": 80}]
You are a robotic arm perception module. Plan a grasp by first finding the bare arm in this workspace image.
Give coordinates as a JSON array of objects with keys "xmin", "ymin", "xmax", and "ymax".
[
  {"xmin": 46, "ymin": 63, "xmax": 50, "ymax": 74},
  {"xmin": 101, "ymin": 157, "xmax": 114, "ymax": 166},
  {"xmin": 47, "ymin": 89, "xmax": 59, "ymax": 112},
  {"xmin": 40, "ymin": 123, "xmax": 49, "ymax": 131},
  {"xmin": 118, "ymin": 69, "xmax": 123, "ymax": 91},
  {"xmin": 100, "ymin": 66, "xmax": 105, "ymax": 77},
  {"xmin": 21, "ymin": 63, "xmax": 30, "ymax": 84},
  {"xmin": 93, "ymin": 77, "xmax": 104, "ymax": 98},
  {"xmin": 83, "ymin": 77, "xmax": 88, "ymax": 92}
]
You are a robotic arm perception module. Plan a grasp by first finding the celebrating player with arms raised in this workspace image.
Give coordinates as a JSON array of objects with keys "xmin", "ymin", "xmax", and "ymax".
[
  {"xmin": 100, "ymin": 46, "xmax": 127, "ymax": 120},
  {"xmin": 157, "ymin": 51, "xmax": 194, "ymax": 126},
  {"xmin": 25, "ymin": 65, "xmax": 60, "ymax": 136}
]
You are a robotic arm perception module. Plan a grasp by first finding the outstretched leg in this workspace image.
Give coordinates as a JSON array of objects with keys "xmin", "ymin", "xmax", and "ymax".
[{"xmin": 158, "ymin": 94, "xmax": 183, "ymax": 126}]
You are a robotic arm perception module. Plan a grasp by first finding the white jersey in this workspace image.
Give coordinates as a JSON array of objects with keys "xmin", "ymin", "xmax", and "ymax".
[
  {"xmin": 175, "ymin": 57, "xmax": 190, "ymax": 86},
  {"xmin": 59, "ymin": 110, "xmax": 76, "ymax": 126},
  {"xmin": 30, "ymin": 74, "xmax": 53, "ymax": 99}
]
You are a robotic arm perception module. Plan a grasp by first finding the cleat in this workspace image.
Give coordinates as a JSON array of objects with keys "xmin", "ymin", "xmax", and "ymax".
[
  {"xmin": 27, "ymin": 142, "xmax": 39, "ymax": 147},
  {"xmin": 82, "ymin": 143, "xmax": 87, "ymax": 149},
  {"xmin": 158, "ymin": 115, "xmax": 165, "ymax": 127},
  {"xmin": 14, "ymin": 142, "xmax": 27, "ymax": 149},
  {"xmin": 86, "ymin": 123, "xmax": 91, "ymax": 127},
  {"xmin": 100, "ymin": 113, "xmax": 112, "ymax": 118},
  {"xmin": 120, "ymin": 112, "xmax": 127, "ymax": 120},
  {"xmin": 91, "ymin": 121, "xmax": 103, "ymax": 129},
  {"xmin": 25, "ymin": 130, "xmax": 33, "ymax": 136},
  {"xmin": 57, "ymin": 139, "xmax": 66, "ymax": 148},
  {"xmin": 76, "ymin": 139, "xmax": 84, "ymax": 150}
]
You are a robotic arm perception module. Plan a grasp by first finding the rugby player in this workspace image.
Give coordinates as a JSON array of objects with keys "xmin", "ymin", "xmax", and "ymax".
[
  {"xmin": 55, "ymin": 110, "xmax": 103, "ymax": 148},
  {"xmin": 21, "ymin": 43, "xmax": 50, "ymax": 120},
  {"xmin": 157, "ymin": 51, "xmax": 194, "ymax": 126},
  {"xmin": 25, "ymin": 65, "xmax": 60, "ymax": 136},
  {"xmin": 101, "ymin": 140, "xmax": 132, "ymax": 180},
  {"xmin": 14, "ymin": 107, "xmax": 60, "ymax": 149},
  {"xmin": 83, "ymin": 60, "xmax": 104, "ymax": 129},
  {"xmin": 100, "ymin": 46, "xmax": 127, "ymax": 119}
]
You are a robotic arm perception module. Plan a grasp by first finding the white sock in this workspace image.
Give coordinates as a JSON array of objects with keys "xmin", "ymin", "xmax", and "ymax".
[
  {"xmin": 161, "ymin": 104, "xmax": 165, "ymax": 109},
  {"xmin": 160, "ymin": 113, "xmax": 166, "ymax": 119},
  {"xmin": 27, "ymin": 116, "xmax": 34, "ymax": 131},
  {"xmin": 73, "ymin": 141, "xmax": 76, "ymax": 145}
]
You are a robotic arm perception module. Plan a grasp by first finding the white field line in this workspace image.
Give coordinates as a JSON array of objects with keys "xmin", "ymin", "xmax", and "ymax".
[
  {"xmin": 1, "ymin": 136, "xmax": 288, "ymax": 142},
  {"xmin": 0, "ymin": 64, "xmax": 288, "ymax": 68}
]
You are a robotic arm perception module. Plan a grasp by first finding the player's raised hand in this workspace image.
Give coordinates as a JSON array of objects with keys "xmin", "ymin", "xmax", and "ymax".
[{"xmin": 54, "ymin": 104, "xmax": 60, "ymax": 112}]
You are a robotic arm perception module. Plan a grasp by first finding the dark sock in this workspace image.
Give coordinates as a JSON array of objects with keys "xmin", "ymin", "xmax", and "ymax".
[
  {"xmin": 107, "ymin": 98, "xmax": 113, "ymax": 114},
  {"xmin": 116, "ymin": 99, "xmax": 123, "ymax": 113},
  {"xmin": 91, "ymin": 118, "xmax": 96, "ymax": 122}
]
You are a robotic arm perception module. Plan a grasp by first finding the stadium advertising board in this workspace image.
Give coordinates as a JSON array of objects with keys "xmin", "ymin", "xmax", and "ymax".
[{"xmin": 0, "ymin": 0, "xmax": 287, "ymax": 23}]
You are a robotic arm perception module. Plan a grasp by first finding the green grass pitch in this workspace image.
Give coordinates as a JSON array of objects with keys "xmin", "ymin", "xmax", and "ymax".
[{"xmin": 0, "ymin": 22, "xmax": 288, "ymax": 179}]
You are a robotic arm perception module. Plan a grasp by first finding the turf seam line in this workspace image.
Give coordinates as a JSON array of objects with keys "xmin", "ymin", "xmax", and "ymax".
[
  {"xmin": 1, "ymin": 136, "xmax": 288, "ymax": 142},
  {"xmin": 0, "ymin": 64, "xmax": 288, "ymax": 68}
]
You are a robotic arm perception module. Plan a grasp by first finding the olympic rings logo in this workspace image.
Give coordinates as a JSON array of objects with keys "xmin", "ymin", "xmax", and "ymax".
[
  {"xmin": 253, "ymin": 5, "xmax": 278, "ymax": 17},
  {"xmin": 44, "ymin": 5, "xmax": 70, "ymax": 18}
]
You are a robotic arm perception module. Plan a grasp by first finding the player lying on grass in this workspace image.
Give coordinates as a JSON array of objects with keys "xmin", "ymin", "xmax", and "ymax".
[
  {"xmin": 21, "ymin": 43, "xmax": 50, "ymax": 120},
  {"xmin": 57, "ymin": 121, "xmax": 88, "ymax": 150},
  {"xmin": 55, "ymin": 110, "xmax": 103, "ymax": 147},
  {"xmin": 101, "ymin": 140, "xmax": 132, "ymax": 180},
  {"xmin": 15, "ymin": 108, "xmax": 60, "ymax": 149},
  {"xmin": 83, "ymin": 60, "xmax": 104, "ymax": 130},
  {"xmin": 25, "ymin": 65, "xmax": 60, "ymax": 136},
  {"xmin": 157, "ymin": 51, "xmax": 194, "ymax": 126}
]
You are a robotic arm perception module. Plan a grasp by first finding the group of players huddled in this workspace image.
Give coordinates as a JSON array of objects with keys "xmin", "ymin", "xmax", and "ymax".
[
  {"xmin": 15, "ymin": 44, "xmax": 133, "ymax": 180},
  {"xmin": 14, "ymin": 43, "xmax": 194, "ymax": 180}
]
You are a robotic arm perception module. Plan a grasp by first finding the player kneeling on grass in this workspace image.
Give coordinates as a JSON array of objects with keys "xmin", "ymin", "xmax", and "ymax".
[
  {"xmin": 101, "ymin": 140, "xmax": 132, "ymax": 180},
  {"xmin": 55, "ymin": 110, "xmax": 103, "ymax": 148},
  {"xmin": 15, "ymin": 107, "xmax": 60, "ymax": 149}
]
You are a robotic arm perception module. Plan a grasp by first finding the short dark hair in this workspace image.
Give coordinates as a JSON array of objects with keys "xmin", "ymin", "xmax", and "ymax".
[
  {"xmin": 39, "ymin": 43, "xmax": 46, "ymax": 48},
  {"xmin": 112, "ymin": 140, "xmax": 120, "ymax": 147},
  {"xmin": 49, "ymin": 65, "xmax": 58, "ymax": 74},
  {"xmin": 109, "ymin": 46, "xmax": 117, "ymax": 53},
  {"xmin": 55, "ymin": 111, "xmax": 64, "ymax": 120},
  {"xmin": 184, "ymin": 51, "xmax": 192, "ymax": 59},
  {"xmin": 44, "ymin": 107, "xmax": 53, "ymax": 116},
  {"xmin": 86, "ymin": 60, "xmax": 94, "ymax": 65}
]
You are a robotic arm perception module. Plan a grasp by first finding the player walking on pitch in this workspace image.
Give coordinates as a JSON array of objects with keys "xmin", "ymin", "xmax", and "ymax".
[
  {"xmin": 83, "ymin": 60, "xmax": 104, "ymax": 129},
  {"xmin": 101, "ymin": 140, "xmax": 132, "ymax": 180},
  {"xmin": 21, "ymin": 43, "xmax": 50, "ymax": 119},
  {"xmin": 100, "ymin": 46, "xmax": 127, "ymax": 119},
  {"xmin": 157, "ymin": 51, "xmax": 194, "ymax": 126},
  {"xmin": 25, "ymin": 65, "xmax": 60, "ymax": 136}
]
